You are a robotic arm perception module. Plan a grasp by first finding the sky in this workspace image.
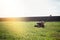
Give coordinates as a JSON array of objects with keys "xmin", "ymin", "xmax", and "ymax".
[{"xmin": 0, "ymin": 0, "xmax": 60, "ymax": 17}]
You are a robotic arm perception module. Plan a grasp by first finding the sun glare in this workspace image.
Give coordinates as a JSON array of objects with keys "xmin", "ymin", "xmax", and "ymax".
[{"xmin": 2, "ymin": 18, "xmax": 27, "ymax": 37}]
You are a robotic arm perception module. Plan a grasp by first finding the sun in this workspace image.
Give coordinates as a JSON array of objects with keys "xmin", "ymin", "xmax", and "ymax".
[{"xmin": 1, "ymin": 18, "xmax": 18, "ymax": 21}]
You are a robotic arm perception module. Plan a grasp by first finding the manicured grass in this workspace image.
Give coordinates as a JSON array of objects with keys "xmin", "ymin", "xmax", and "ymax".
[{"xmin": 0, "ymin": 21, "xmax": 60, "ymax": 40}]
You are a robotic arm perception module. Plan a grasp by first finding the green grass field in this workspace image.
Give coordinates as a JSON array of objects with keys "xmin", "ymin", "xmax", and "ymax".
[{"xmin": 0, "ymin": 21, "xmax": 60, "ymax": 40}]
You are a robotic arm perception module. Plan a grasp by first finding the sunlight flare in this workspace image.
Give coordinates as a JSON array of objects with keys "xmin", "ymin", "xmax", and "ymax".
[{"xmin": 1, "ymin": 18, "xmax": 27, "ymax": 37}]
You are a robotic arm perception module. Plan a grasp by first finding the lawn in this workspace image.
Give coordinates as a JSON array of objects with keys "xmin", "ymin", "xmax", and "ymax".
[{"xmin": 0, "ymin": 21, "xmax": 60, "ymax": 40}]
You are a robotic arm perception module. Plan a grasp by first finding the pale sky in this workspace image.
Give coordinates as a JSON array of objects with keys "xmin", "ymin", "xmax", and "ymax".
[{"xmin": 0, "ymin": 0, "xmax": 60, "ymax": 17}]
